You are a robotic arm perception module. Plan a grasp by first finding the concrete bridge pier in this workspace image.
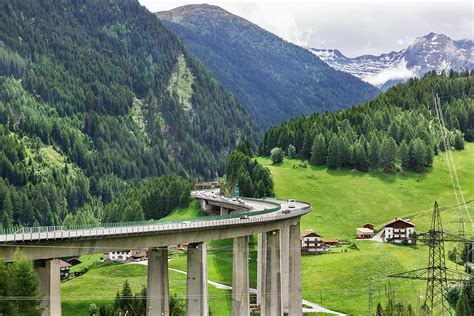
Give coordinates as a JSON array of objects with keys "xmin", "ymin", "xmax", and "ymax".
[
  {"xmin": 147, "ymin": 247, "xmax": 169, "ymax": 316},
  {"xmin": 220, "ymin": 206, "xmax": 230, "ymax": 216},
  {"xmin": 35, "ymin": 259, "xmax": 61, "ymax": 316},
  {"xmin": 198, "ymin": 199, "xmax": 213, "ymax": 213},
  {"xmin": 280, "ymin": 224, "xmax": 290, "ymax": 311},
  {"xmin": 288, "ymin": 221, "xmax": 303, "ymax": 316},
  {"xmin": 262, "ymin": 230, "xmax": 282, "ymax": 316},
  {"xmin": 232, "ymin": 236, "xmax": 250, "ymax": 316},
  {"xmin": 256, "ymin": 232, "xmax": 267, "ymax": 307},
  {"xmin": 186, "ymin": 242, "xmax": 208, "ymax": 316}
]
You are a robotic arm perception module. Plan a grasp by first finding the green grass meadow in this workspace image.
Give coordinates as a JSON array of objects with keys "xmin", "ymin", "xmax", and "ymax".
[
  {"xmin": 62, "ymin": 263, "xmax": 232, "ymax": 315},
  {"xmin": 257, "ymin": 143, "xmax": 474, "ymax": 239}
]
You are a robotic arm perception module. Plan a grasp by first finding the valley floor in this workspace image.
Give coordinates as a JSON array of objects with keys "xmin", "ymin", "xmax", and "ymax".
[{"xmin": 62, "ymin": 144, "xmax": 473, "ymax": 315}]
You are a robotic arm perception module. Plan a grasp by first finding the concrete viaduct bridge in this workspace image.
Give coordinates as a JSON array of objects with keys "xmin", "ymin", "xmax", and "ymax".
[{"xmin": 0, "ymin": 191, "xmax": 311, "ymax": 316}]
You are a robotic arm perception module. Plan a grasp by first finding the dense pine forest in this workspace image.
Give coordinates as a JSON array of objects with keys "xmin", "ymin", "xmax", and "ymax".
[
  {"xmin": 0, "ymin": 0, "xmax": 259, "ymax": 229},
  {"xmin": 260, "ymin": 72, "xmax": 473, "ymax": 173},
  {"xmin": 224, "ymin": 140, "xmax": 274, "ymax": 198}
]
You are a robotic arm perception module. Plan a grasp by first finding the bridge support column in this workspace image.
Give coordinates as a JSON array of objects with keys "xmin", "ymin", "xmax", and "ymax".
[
  {"xmin": 232, "ymin": 236, "xmax": 249, "ymax": 316},
  {"xmin": 263, "ymin": 230, "xmax": 282, "ymax": 316},
  {"xmin": 256, "ymin": 232, "xmax": 267, "ymax": 307},
  {"xmin": 35, "ymin": 259, "xmax": 61, "ymax": 316},
  {"xmin": 147, "ymin": 247, "xmax": 169, "ymax": 316},
  {"xmin": 220, "ymin": 206, "xmax": 229, "ymax": 216},
  {"xmin": 186, "ymin": 242, "xmax": 208, "ymax": 316},
  {"xmin": 198, "ymin": 199, "xmax": 213, "ymax": 213},
  {"xmin": 280, "ymin": 224, "xmax": 290, "ymax": 311},
  {"xmin": 288, "ymin": 222, "xmax": 303, "ymax": 316}
]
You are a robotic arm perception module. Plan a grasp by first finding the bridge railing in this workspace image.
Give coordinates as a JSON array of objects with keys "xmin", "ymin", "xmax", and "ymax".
[{"xmin": 0, "ymin": 197, "xmax": 282, "ymax": 237}]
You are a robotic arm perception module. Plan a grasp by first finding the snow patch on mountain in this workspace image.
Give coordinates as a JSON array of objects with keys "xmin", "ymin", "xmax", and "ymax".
[{"xmin": 309, "ymin": 33, "xmax": 473, "ymax": 90}]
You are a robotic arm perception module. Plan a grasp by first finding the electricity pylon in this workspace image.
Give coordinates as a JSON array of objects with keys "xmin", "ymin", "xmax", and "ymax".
[{"xmin": 389, "ymin": 202, "xmax": 472, "ymax": 315}]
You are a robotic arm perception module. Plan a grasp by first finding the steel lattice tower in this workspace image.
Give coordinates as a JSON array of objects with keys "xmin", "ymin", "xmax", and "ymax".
[
  {"xmin": 424, "ymin": 201, "xmax": 450, "ymax": 315},
  {"xmin": 389, "ymin": 202, "xmax": 471, "ymax": 315}
]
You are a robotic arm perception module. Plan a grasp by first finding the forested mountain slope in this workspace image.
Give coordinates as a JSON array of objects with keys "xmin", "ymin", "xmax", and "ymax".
[
  {"xmin": 260, "ymin": 72, "xmax": 473, "ymax": 173},
  {"xmin": 157, "ymin": 4, "xmax": 380, "ymax": 129},
  {"xmin": 0, "ymin": 0, "xmax": 259, "ymax": 228}
]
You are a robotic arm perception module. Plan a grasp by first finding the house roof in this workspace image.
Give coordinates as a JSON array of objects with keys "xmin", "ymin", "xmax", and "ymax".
[
  {"xmin": 382, "ymin": 218, "xmax": 416, "ymax": 228},
  {"xmin": 301, "ymin": 230, "xmax": 321, "ymax": 238},
  {"xmin": 58, "ymin": 260, "xmax": 71, "ymax": 268},
  {"xmin": 356, "ymin": 228, "xmax": 374, "ymax": 233}
]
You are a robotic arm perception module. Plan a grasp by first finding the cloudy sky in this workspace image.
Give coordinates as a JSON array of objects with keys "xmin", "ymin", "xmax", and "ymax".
[{"xmin": 139, "ymin": 0, "xmax": 473, "ymax": 57}]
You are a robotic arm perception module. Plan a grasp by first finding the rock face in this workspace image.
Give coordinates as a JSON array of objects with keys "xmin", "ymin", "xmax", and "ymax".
[
  {"xmin": 310, "ymin": 33, "xmax": 473, "ymax": 90},
  {"xmin": 157, "ymin": 4, "xmax": 380, "ymax": 129}
]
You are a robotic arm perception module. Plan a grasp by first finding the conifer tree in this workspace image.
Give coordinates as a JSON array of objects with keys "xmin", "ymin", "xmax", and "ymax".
[
  {"xmin": 409, "ymin": 138, "xmax": 428, "ymax": 172},
  {"xmin": 368, "ymin": 137, "xmax": 380, "ymax": 169},
  {"xmin": 120, "ymin": 280, "xmax": 133, "ymax": 311},
  {"xmin": 353, "ymin": 144, "xmax": 369, "ymax": 172},
  {"xmin": 398, "ymin": 141, "xmax": 410, "ymax": 171},
  {"xmin": 454, "ymin": 131, "xmax": 465, "ymax": 150},
  {"xmin": 338, "ymin": 136, "xmax": 352, "ymax": 167},
  {"xmin": 11, "ymin": 250, "xmax": 40, "ymax": 315},
  {"xmin": 0, "ymin": 258, "xmax": 12, "ymax": 315},
  {"xmin": 310, "ymin": 134, "xmax": 327, "ymax": 166},
  {"xmin": 380, "ymin": 137, "xmax": 397, "ymax": 173},
  {"xmin": 327, "ymin": 136, "xmax": 340, "ymax": 168},
  {"xmin": 455, "ymin": 287, "xmax": 472, "ymax": 316}
]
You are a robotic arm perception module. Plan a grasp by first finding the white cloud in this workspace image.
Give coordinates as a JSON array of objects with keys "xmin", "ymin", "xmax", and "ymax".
[{"xmin": 363, "ymin": 60, "xmax": 416, "ymax": 87}]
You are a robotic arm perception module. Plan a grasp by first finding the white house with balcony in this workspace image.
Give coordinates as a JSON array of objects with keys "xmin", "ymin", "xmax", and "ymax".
[
  {"xmin": 382, "ymin": 218, "xmax": 416, "ymax": 244},
  {"xmin": 106, "ymin": 249, "xmax": 147, "ymax": 262},
  {"xmin": 300, "ymin": 230, "xmax": 328, "ymax": 254}
]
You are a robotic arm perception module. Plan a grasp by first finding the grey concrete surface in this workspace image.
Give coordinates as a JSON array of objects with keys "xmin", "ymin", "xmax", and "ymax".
[
  {"xmin": 186, "ymin": 242, "xmax": 208, "ymax": 316},
  {"xmin": 232, "ymin": 236, "xmax": 250, "ymax": 316},
  {"xmin": 263, "ymin": 230, "xmax": 282, "ymax": 316},
  {"xmin": 147, "ymin": 247, "xmax": 169, "ymax": 316},
  {"xmin": 288, "ymin": 222, "xmax": 303, "ymax": 316},
  {"xmin": 35, "ymin": 259, "xmax": 61, "ymax": 316}
]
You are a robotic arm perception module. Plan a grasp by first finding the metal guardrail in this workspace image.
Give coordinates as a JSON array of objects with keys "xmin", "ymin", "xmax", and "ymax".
[{"xmin": 0, "ymin": 195, "xmax": 310, "ymax": 244}]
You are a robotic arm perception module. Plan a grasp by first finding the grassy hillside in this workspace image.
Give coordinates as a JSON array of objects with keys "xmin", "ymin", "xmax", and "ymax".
[
  {"xmin": 257, "ymin": 144, "xmax": 474, "ymax": 239},
  {"xmin": 61, "ymin": 263, "xmax": 232, "ymax": 315},
  {"xmin": 253, "ymin": 144, "xmax": 474, "ymax": 314}
]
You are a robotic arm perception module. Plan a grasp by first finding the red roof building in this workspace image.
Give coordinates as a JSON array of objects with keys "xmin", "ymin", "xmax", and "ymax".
[
  {"xmin": 382, "ymin": 218, "xmax": 416, "ymax": 244},
  {"xmin": 300, "ymin": 230, "xmax": 328, "ymax": 254}
]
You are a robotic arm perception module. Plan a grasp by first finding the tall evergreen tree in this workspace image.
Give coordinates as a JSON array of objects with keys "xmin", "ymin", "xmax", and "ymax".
[
  {"xmin": 409, "ymin": 138, "xmax": 428, "ymax": 172},
  {"xmin": 327, "ymin": 136, "xmax": 340, "ymax": 168},
  {"xmin": 10, "ymin": 250, "xmax": 40, "ymax": 315},
  {"xmin": 310, "ymin": 134, "xmax": 327, "ymax": 166},
  {"xmin": 353, "ymin": 143, "xmax": 369, "ymax": 172},
  {"xmin": 338, "ymin": 136, "xmax": 352, "ymax": 167},
  {"xmin": 0, "ymin": 258, "xmax": 12, "ymax": 315},
  {"xmin": 455, "ymin": 287, "xmax": 472, "ymax": 316},
  {"xmin": 368, "ymin": 136, "xmax": 380, "ymax": 169},
  {"xmin": 380, "ymin": 137, "xmax": 398, "ymax": 173},
  {"xmin": 398, "ymin": 141, "xmax": 410, "ymax": 171},
  {"xmin": 454, "ymin": 131, "xmax": 465, "ymax": 150}
]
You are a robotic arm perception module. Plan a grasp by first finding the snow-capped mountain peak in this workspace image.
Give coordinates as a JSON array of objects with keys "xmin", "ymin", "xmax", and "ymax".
[{"xmin": 309, "ymin": 33, "xmax": 473, "ymax": 90}]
